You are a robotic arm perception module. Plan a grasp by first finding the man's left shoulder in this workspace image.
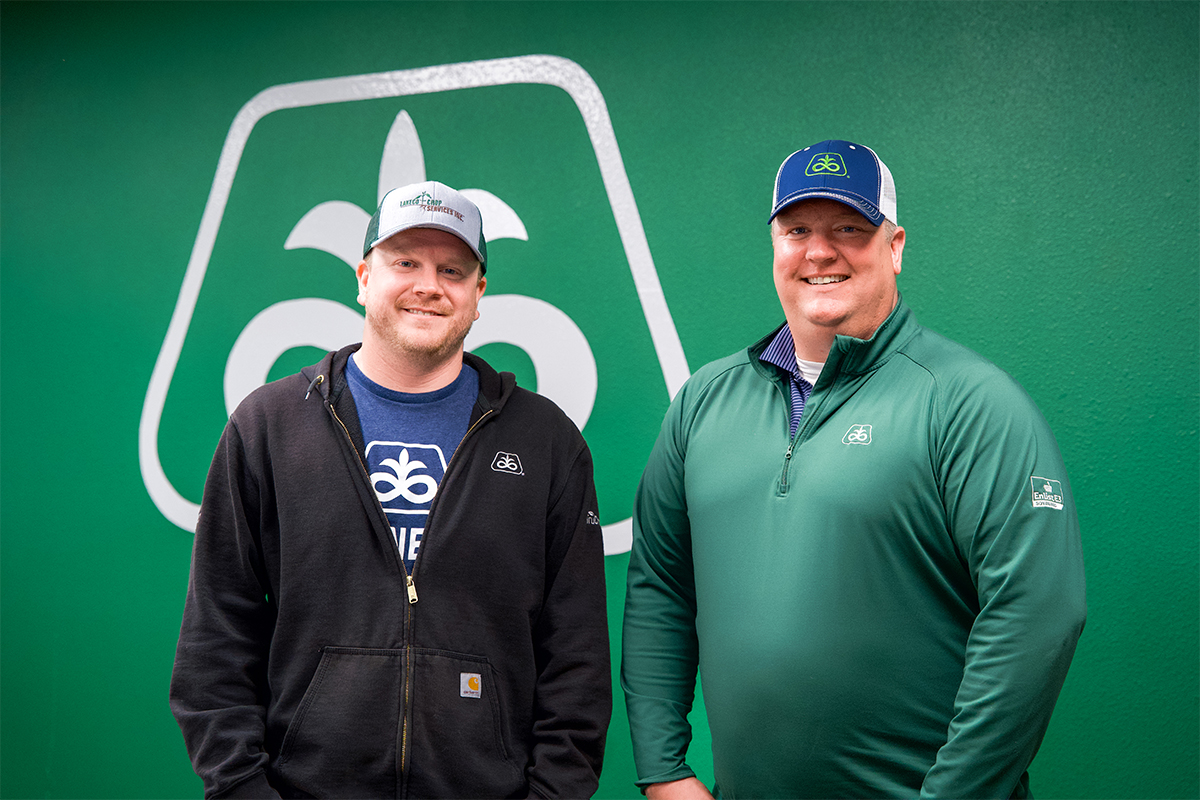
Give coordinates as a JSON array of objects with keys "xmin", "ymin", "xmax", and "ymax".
[
  {"xmin": 902, "ymin": 326, "xmax": 1022, "ymax": 388},
  {"xmin": 899, "ymin": 326, "xmax": 1048, "ymax": 421},
  {"xmin": 503, "ymin": 385, "xmax": 587, "ymax": 439}
]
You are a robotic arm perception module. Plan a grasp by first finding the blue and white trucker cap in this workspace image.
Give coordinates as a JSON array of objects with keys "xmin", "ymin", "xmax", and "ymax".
[
  {"xmin": 364, "ymin": 181, "xmax": 488, "ymax": 274},
  {"xmin": 770, "ymin": 140, "xmax": 897, "ymax": 227}
]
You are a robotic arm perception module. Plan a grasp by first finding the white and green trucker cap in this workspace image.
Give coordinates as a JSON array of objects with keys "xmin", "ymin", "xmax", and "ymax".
[{"xmin": 363, "ymin": 181, "xmax": 488, "ymax": 273}]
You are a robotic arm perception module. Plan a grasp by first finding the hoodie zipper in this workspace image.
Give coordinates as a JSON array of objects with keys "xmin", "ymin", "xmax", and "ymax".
[
  {"xmin": 324, "ymin": 380, "xmax": 497, "ymax": 795},
  {"xmin": 324, "ymin": 397, "xmax": 420, "ymax": 786},
  {"xmin": 398, "ymin": 405, "xmax": 493, "ymax": 793}
]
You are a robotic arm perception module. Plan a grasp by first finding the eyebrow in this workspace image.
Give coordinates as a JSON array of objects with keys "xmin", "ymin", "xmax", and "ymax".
[{"xmin": 380, "ymin": 251, "xmax": 476, "ymax": 266}]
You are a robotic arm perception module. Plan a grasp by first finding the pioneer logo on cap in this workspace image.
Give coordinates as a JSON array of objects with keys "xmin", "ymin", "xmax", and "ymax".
[{"xmin": 806, "ymin": 152, "xmax": 848, "ymax": 177}]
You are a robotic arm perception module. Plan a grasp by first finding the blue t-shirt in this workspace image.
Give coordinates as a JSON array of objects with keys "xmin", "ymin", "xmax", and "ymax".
[{"xmin": 346, "ymin": 354, "xmax": 479, "ymax": 570}]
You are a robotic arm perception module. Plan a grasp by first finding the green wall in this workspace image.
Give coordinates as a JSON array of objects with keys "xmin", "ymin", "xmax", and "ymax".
[{"xmin": 2, "ymin": 2, "xmax": 1197, "ymax": 797}]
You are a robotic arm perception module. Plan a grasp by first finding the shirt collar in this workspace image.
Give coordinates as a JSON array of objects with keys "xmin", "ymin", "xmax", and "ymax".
[{"xmin": 760, "ymin": 323, "xmax": 801, "ymax": 379}]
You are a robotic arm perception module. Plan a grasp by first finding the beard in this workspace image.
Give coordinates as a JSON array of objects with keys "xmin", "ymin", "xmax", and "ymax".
[{"xmin": 363, "ymin": 300, "xmax": 476, "ymax": 373}]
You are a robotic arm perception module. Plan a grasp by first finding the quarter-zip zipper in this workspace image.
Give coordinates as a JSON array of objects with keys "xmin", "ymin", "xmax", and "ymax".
[
  {"xmin": 779, "ymin": 439, "xmax": 797, "ymax": 495},
  {"xmin": 777, "ymin": 379, "xmax": 830, "ymax": 496},
  {"xmin": 776, "ymin": 369, "xmax": 802, "ymax": 495}
]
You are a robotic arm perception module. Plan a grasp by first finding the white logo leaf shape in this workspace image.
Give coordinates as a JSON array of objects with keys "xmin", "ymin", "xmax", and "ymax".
[
  {"xmin": 283, "ymin": 200, "xmax": 371, "ymax": 268},
  {"xmin": 378, "ymin": 110, "xmax": 426, "ymax": 203},
  {"xmin": 372, "ymin": 450, "xmax": 438, "ymax": 504}
]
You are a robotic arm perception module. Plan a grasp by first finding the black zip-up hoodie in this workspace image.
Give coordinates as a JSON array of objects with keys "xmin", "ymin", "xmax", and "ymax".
[{"xmin": 171, "ymin": 345, "xmax": 611, "ymax": 798}]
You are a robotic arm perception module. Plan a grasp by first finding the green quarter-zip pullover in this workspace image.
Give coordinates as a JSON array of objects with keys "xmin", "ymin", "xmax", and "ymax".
[{"xmin": 623, "ymin": 300, "xmax": 1085, "ymax": 799}]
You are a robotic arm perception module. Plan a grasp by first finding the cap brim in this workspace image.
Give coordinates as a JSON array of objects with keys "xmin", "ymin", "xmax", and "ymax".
[
  {"xmin": 367, "ymin": 222, "xmax": 488, "ymax": 273},
  {"xmin": 769, "ymin": 189, "xmax": 885, "ymax": 226}
]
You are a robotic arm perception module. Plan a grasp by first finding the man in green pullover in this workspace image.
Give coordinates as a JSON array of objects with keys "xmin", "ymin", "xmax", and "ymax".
[{"xmin": 622, "ymin": 140, "xmax": 1086, "ymax": 799}]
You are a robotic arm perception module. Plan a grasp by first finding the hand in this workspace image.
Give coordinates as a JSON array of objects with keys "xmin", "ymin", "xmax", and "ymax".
[{"xmin": 645, "ymin": 777, "xmax": 714, "ymax": 800}]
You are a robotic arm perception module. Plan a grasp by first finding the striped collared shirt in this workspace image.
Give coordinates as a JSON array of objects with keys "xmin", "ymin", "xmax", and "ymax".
[{"xmin": 759, "ymin": 324, "xmax": 813, "ymax": 438}]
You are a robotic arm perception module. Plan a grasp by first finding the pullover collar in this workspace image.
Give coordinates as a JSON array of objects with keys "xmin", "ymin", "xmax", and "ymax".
[{"xmin": 751, "ymin": 296, "xmax": 921, "ymax": 387}]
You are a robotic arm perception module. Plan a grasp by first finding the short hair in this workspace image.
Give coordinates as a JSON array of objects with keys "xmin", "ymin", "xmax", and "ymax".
[{"xmin": 880, "ymin": 219, "xmax": 898, "ymax": 243}]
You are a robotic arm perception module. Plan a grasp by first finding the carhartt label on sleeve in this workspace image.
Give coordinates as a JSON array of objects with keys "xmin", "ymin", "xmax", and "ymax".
[
  {"xmin": 1030, "ymin": 477, "xmax": 1064, "ymax": 510},
  {"xmin": 460, "ymin": 672, "xmax": 482, "ymax": 698}
]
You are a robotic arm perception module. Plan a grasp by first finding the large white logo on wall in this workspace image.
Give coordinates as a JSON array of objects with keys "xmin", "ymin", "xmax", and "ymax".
[{"xmin": 139, "ymin": 55, "xmax": 690, "ymax": 555}]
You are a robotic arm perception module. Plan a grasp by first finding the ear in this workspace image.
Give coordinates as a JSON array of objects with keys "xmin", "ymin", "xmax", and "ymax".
[
  {"xmin": 889, "ymin": 227, "xmax": 906, "ymax": 275},
  {"xmin": 355, "ymin": 259, "xmax": 370, "ymax": 306},
  {"xmin": 474, "ymin": 274, "xmax": 486, "ymax": 320}
]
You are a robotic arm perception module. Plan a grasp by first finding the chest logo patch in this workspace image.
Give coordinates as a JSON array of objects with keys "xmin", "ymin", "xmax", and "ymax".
[
  {"xmin": 842, "ymin": 424, "xmax": 872, "ymax": 445},
  {"xmin": 491, "ymin": 451, "xmax": 524, "ymax": 475},
  {"xmin": 1031, "ymin": 477, "xmax": 1064, "ymax": 510}
]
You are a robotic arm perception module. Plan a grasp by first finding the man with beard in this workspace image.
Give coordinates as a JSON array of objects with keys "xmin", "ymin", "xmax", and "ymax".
[{"xmin": 172, "ymin": 182, "xmax": 611, "ymax": 798}]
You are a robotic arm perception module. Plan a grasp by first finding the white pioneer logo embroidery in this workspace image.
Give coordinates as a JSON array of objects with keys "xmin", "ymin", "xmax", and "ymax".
[
  {"xmin": 1031, "ymin": 476, "xmax": 1064, "ymax": 510},
  {"xmin": 842, "ymin": 424, "xmax": 872, "ymax": 445},
  {"xmin": 491, "ymin": 452, "xmax": 524, "ymax": 475}
]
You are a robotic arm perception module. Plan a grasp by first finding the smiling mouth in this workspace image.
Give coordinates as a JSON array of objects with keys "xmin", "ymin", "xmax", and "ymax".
[
  {"xmin": 403, "ymin": 308, "xmax": 444, "ymax": 317},
  {"xmin": 805, "ymin": 276, "xmax": 848, "ymax": 285}
]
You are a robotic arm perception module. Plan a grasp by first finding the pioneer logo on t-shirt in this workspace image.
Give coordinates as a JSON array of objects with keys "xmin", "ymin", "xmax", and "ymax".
[{"xmin": 366, "ymin": 441, "xmax": 448, "ymax": 563}]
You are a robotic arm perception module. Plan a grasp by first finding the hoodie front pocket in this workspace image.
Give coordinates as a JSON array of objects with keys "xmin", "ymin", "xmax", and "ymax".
[
  {"xmin": 277, "ymin": 646, "xmax": 404, "ymax": 798},
  {"xmin": 406, "ymin": 649, "xmax": 525, "ymax": 798}
]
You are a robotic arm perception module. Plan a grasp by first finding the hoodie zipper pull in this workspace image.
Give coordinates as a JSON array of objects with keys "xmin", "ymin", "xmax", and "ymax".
[{"xmin": 406, "ymin": 575, "xmax": 418, "ymax": 604}]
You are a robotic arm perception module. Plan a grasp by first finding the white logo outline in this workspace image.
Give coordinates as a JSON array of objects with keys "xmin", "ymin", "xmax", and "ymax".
[
  {"xmin": 842, "ymin": 424, "xmax": 873, "ymax": 445},
  {"xmin": 491, "ymin": 451, "xmax": 524, "ymax": 476},
  {"xmin": 138, "ymin": 56, "xmax": 693, "ymax": 557}
]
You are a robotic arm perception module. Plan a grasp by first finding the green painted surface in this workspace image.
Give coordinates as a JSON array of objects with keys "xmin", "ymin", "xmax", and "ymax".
[{"xmin": 2, "ymin": 2, "xmax": 1196, "ymax": 797}]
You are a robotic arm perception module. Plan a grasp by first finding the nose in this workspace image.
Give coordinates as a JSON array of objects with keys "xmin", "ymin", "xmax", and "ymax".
[
  {"xmin": 411, "ymin": 264, "xmax": 444, "ymax": 295},
  {"xmin": 805, "ymin": 232, "xmax": 837, "ymax": 263}
]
